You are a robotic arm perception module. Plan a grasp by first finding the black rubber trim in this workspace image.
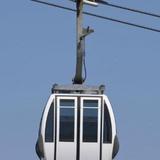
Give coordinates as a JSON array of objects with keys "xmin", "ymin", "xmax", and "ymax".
[
  {"xmin": 76, "ymin": 97, "xmax": 81, "ymax": 160},
  {"xmin": 112, "ymin": 135, "xmax": 119, "ymax": 159}
]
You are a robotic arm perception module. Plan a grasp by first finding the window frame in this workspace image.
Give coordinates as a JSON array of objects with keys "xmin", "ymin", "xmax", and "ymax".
[
  {"xmin": 81, "ymin": 98, "xmax": 100, "ymax": 143},
  {"xmin": 58, "ymin": 98, "xmax": 76, "ymax": 142}
]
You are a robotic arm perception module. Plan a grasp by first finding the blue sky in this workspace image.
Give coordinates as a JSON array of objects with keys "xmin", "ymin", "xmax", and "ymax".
[{"xmin": 0, "ymin": 0, "xmax": 160, "ymax": 159}]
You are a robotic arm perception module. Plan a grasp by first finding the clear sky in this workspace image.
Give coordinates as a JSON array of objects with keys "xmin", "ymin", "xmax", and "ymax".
[{"xmin": 0, "ymin": 0, "xmax": 160, "ymax": 160}]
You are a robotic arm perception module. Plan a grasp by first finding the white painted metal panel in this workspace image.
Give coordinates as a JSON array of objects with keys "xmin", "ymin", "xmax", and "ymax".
[
  {"xmin": 56, "ymin": 97, "xmax": 77, "ymax": 160},
  {"xmin": 44, "ymin": 143, "xmax": 55, "ymax": 160},
  {"xmin": 102, "ymin": 144, "xmax": 112, "ymax": 160},
  {"xmin": 80, "ymin": 97, "xmax": 101, "ymax": 160}
]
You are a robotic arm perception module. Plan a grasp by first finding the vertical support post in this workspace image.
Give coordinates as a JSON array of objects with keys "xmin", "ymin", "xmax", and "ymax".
[{"xmin": 73, "ymin": 0, "xmax": 84, "ymax": 84}]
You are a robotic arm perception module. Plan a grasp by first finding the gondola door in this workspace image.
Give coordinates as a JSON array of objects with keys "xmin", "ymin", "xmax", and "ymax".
[
  {"xmin": 56, "ymin": 97, "xmax": 77, "ymax": 160},
  {"xmin": 80, "ymin": 97, "xmax": 101, "ymax": 160},
  {"xmin": 56, "ymin": 96, "xmax": 101, "ymax": 160}
]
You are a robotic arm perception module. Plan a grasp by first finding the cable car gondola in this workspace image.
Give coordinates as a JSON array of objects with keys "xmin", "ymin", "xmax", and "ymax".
[
  {"xmin": 33, "ymin": 0, "xmax": 119, "ymax": 159},
  {"xmin": 36, "ymin": 84, "xmax": 119, "ymax": 160}
]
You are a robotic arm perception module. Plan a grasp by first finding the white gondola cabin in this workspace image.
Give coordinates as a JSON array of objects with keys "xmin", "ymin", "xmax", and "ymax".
[{"xmin": 36, "ymin": 84, "xmax": 119, "ymax": 160}]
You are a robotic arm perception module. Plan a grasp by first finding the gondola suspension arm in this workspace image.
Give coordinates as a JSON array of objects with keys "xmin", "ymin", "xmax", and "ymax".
[
  {"xmin": 73, "ymin": 0, "xmax": 84, "ymax": 84},
  {"xmin": 73, "ymin": 0, "xmax": 94, "ymax": 84}
]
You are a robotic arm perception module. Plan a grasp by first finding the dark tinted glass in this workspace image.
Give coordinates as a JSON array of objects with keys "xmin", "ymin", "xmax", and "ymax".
[
  {"xmin": 60, "ymin": 108, "xmax": 74, "ymax": 142},
  {"xmin": 83, "ymin": 108, "xmax": 98, "ymax": 142},
  {"xmin": 84, "ymin": 100, "xmax": 98, "ymax": 107},
  {"xmin": 103, "ymin": 103, "xmax": 112, "ymax": 143},
  {"xmin": 45, "ymin": 103, "xmax": 54, "ymax": 142},
  {"xmin": 60, "ymin": 100, "xmax": 74, "ymax": 107}
]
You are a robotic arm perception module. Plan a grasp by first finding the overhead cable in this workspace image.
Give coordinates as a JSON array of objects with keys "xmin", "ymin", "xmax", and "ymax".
[
  {"xmin": 104, "ymin": 2, "xmax": 160, "ymax": 19},
  {"xmin": 31, "ymin": 0, "xmax": 160, "ymax": 33}
]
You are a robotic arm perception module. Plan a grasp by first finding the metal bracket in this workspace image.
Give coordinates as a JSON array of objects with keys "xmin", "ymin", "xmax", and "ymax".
[
  {"xmin": 81, "ymin": 26, "xmax": 94, "ymax": 39},
  {"xmin": 52, "ymin": 83, "xmax": 105, "ymax": 94}
]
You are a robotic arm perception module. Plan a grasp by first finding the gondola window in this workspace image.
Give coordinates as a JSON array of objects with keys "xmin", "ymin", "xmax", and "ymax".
[
  {"xmin": 45, "ymin": 102, "xmax": 54, "ymax": 142},
  {"xmin": 59, "ymin": 99, "xmax": 75, "ymax": 142},
  {"xmin": 83, "ymin": 100, "xmax": 98, "ymax": 142},
  {"xmin": 103, "ymin": 102, "xmax": 112, "ymax": 143}
]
